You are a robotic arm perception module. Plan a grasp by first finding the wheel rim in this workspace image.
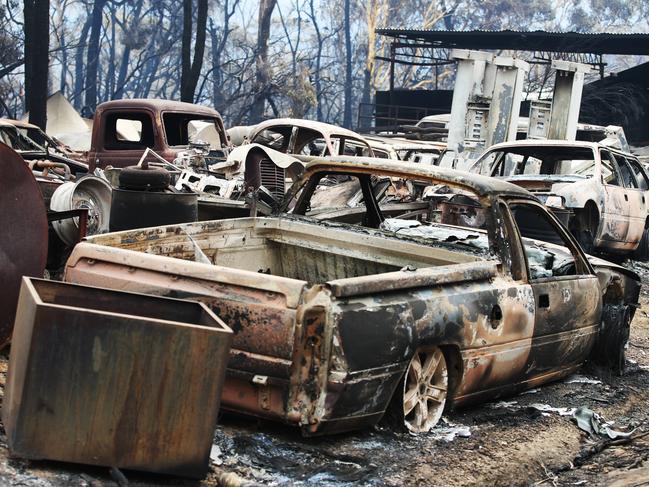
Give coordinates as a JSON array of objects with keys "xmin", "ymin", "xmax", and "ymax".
[{"xmin": 402, "ymin": 347, "xmax": 448, "ymax": 433}]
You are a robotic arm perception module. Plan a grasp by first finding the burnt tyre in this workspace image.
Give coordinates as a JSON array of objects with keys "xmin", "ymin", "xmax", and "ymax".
[
  {"xmin": 591, "ymin": 304, "xmax": 631, "ymax": 375},
  {"xmin": 119, "ymin": 165, "xmax": 170, "ymax": 191},
  {"xmin": 388, "ymin": 347, "xmax": 448, "ymax": 433}
]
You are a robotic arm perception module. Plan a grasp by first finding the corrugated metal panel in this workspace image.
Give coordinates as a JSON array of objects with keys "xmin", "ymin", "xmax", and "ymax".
[{"xmin": 374, "ymin": 29, "xmax": 649, "ymax": 55}]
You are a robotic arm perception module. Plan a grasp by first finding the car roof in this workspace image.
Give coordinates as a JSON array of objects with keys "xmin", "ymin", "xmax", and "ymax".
[
  {"xmin": 487, "ymin": 139, "xmax": 599, "ymax": 150},
  {"xmin": 251, "ymin": 118, "xmax": 368, "ymax": 141},
  {"xmin": 95, "ymin": 99, "xmax": 223, "ymax": 119},
  {"xmin": 0, "ymin": 118, "xmax": 40, "ymax": 130},
  {"xmin": 364, "ymin": 135, "xmax": 446, "ymax": 151},
  {"xmin": 482, "ymin": 139, "xmax": 639, "ymax": 158},
  {"xmin": 301, "ymin": 156, "xmax": 535, "ymax": 199}
]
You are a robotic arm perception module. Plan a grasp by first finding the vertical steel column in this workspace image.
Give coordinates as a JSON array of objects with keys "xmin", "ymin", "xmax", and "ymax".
[
  {"xmin": 548, "ymin": 60, "xmax": 595, "ymax": 141},
  {"xmin": 486, "ymin": 57, "xmax": 529, "ymax": 146}
]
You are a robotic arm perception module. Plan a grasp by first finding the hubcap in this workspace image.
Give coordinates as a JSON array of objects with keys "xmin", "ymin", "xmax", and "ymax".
[{"xmin": 403, "ymin": 347, "xmax": 448, "ymax": 433}]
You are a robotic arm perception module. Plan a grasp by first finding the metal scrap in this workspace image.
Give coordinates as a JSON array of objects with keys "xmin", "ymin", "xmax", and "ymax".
[
  {"xmin": 572, "ymin": 406, "xmax": 635, "ymax": 440},
  {"xmin": 4, "ymin": 277, "xmax": 233, "ymax": 478}
]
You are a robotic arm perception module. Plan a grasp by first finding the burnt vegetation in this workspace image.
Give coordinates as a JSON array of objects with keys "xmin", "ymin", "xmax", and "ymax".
[{"xmin": 1, "ymin": 0, "xmax": 648, "ymax": 129}]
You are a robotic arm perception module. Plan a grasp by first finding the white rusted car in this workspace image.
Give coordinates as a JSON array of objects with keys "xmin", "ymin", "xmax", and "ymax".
[
  {"xmin": 247, "ymin": 118, "xmax": 374, "ymax": 158},
  {"xmin": 470, "ymin": 140, "xmax": 649, "ymax": 257}
]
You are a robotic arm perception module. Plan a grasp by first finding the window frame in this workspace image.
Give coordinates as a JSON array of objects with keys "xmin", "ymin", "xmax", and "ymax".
[
  {"xmin": 101, "ymin": 110, "xmax": 156, "ymax": 151},
  {"xmin": 500, "ymin": 197, "xmax": 594, "ymax": 283},
  {"xmin": 627, "ymin": 157, "xmax": 649, "ymax": 191},
  {"xmin": 599, "ymin": 149, "xmax": 624, "ymax": 187}
]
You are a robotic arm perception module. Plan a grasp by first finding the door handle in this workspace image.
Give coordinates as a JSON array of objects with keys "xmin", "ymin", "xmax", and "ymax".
[
  {"xmin": 539, "ymin": 294, "xmax": 550, "ymax": 308},
  {"xmin": 624, "ymin": 194, "xmax": 628, "ymax": 201}
]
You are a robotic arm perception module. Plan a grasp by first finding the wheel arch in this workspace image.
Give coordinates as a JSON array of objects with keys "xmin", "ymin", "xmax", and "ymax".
[{"xmin": 438, "ymin": 344, "xmax": 463, "ymax": 406}]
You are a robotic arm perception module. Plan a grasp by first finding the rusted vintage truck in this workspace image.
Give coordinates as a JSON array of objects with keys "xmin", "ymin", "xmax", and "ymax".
[
  {"xmin": 87, "ymin": 99, "xmax": 230, "ymax": 171},
  {"xmin": 64, "ymin": 159, "xmax": 640, "ymax": 436}
]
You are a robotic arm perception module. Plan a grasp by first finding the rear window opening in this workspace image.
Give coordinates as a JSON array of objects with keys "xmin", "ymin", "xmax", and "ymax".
[
  {"xmin": 163, "ymin": 113, "xmax": 225, "ymax": 153},
  {"xmin": 104, "ymin": 112, "xmax": 154, "ymax": 150}
]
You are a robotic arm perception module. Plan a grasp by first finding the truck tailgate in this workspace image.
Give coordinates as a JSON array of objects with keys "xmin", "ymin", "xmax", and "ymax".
[{"xmin": 65, "ymin": 242, "xmax": 307, "ymax": 379}]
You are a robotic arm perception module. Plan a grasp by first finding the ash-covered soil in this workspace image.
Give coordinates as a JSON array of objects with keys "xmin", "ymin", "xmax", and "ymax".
[{"xmin": 2, "ymin": 264, "xmax": 649, "ymax": 486}]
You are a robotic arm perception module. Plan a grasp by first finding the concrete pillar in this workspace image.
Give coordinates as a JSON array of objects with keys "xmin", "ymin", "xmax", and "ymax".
[
  {"xmin": 548, "ymin": 60, "xmax": 596, "ymax": 141},
  {"xmin": 445, "ymin": 49, "xmax": 495, "ymax": 156},
  {"xmin": 486, "ymin": 57, "xmax": 529, "ymax": 146}
]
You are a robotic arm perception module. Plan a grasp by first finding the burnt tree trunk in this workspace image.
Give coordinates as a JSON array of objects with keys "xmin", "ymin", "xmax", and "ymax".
[
  {"xmin": 84, "ymin": 0, "xmax": 108, "ymax": 113},
  {"xmin": 249, "ymin": 0, "xmax": 277, "ymax": 123},
  {"xmin": 209, "ymin": 22, "xmax": 224, "ymax": 110},
  {"xmin": 180, "ymin": 0, "xmax": 208, "ymax": 103},
  {"xmin": 113, "ymin": 0, "xmax": 145, "ymax": 99},
  {"xmin": 24, "ymin": 0, "xmax": 50, "ymax": 135},
  {"xmin": 342, "ymin": 0, "xmax": 353, "ymax": 129},
  {"xmin": 104, "ymin": 5, "xmax": 117, "ymax": 101},
  {"xmin": 59, "ymin": 30, "xmax": 67, "ymax": 95},
  {"xmin": 73, "ymin": 15, "xmax": 91, "ymax": 110}
]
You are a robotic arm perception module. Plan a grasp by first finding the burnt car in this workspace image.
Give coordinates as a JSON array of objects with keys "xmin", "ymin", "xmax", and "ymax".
[
  {"xmin": 0, "ymin": 119, "xmax": 88, "ymax": 181},
  {"xmin": 3, "ymin": 118, "xmax": 87, "ymax": 162},
  {"xmin": 64, "ymin": 158, "xmax": 640, "ymax": 436},
  {"xmin": 364, "ymin": 134, "xmax": 446, "ymax": 165},
  {"xmin": 247, "ymin": 118, "xmax": 374, "ymax": 158},
  {"xmin": 469, "ymin": 140, "xmax": 649, "ymax": 258}
]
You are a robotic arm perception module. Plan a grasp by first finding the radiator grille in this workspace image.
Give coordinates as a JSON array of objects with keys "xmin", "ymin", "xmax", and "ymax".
[{"xmin": 259, "ymin": 158, "xmax": 286, "ymax": 201}]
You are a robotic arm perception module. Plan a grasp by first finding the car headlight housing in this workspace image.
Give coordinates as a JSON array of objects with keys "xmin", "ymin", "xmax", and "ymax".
[{"xmin": 542, "ymin": 195, "xmax": 564, "ymax": 208}]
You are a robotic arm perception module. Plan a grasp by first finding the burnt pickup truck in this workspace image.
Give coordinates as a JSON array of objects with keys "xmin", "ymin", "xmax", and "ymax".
[{"xmin": 64, "ymin": 159, "xmax": 640, "ymax": 436}]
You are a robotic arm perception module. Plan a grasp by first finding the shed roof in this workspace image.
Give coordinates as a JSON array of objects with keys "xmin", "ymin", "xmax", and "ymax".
[{"xmin": 376, "ymin": 29, "xmax": 649, "ymax": 55}]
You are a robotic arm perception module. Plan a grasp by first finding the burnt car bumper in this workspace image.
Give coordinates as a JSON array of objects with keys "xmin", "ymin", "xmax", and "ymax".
[{"xmin": 305, "ymin": 363, "xmax": 406, "ymax": 436}]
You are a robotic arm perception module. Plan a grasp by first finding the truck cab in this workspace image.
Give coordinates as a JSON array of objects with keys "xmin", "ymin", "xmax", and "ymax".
[{"xmin": 88, "ymin": 99, "xmax": 229, "ymax": 171}]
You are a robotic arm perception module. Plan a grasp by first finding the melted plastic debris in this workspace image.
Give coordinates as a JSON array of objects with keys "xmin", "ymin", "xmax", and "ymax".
[
  {"xmin": 519, "ymin": 388, "xmax": 541, "ymax": 395},
  {"xmin": 572, "ymin": 406, "xmax": 635, "ymax": 440},
  {"xmin": 489, "ymin": 400, "xmax": 575, "ymax": 416},
  {"xmin": 210, "ymin": 444, "xmax": 223, "ymax": 466},
  {"xmin": 427, "ymin": 419, "xmax": 471, "ymax": 442},
  {"xmin": 529, "ymin": 403, "xmax": 576, "ymax": 416}
]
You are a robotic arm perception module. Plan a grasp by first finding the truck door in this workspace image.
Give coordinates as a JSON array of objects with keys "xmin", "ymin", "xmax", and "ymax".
[
  {"xmin": 599, "ymin": 149, "xmax": 630, "ymax": 244},
  {"xmin": 507, "ymin": 200, "xmax": 601, "ymax": 377}
]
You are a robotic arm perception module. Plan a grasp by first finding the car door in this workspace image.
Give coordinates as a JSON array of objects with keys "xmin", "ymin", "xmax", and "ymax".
[
  {"xmin": 506, "ymin": 199, "xmax": 602, "ymax": 377},
  {"xmin": 599, "ymin": 149, "xmax": 630, "ymax": 244},
  {"xmin": 613, "ymin": 154, "xmax": 648, "ymax": 245}
]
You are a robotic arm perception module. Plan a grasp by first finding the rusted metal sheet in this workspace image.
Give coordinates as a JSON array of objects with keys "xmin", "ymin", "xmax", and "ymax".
[
  {"xmin": 327, "ymin": 261, "xmax": 498, "ymax": 297},
  {"xmin": 0, "ymin": 143, "xmax": 48, "ymax": 349},
  {"xmin": 3, "ymin": 277, "xmax": 232, "ymax": 478}
]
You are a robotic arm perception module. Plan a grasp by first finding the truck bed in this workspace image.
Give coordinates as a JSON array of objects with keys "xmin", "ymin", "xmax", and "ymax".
[{"xmin": 80, "ymin": 217, "xmax": 485, "ymax": 284}]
